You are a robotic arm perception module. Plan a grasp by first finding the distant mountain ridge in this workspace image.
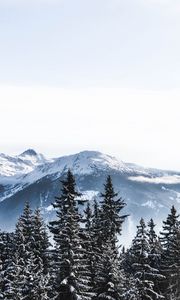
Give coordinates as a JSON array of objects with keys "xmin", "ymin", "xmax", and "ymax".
[
  {"xmin": 1, "ymin": 149, "xmax": 180, "ymax": 242},
  {"xmin": 0, "ymin": 148, "xmax": 49, "ymax": 177}
]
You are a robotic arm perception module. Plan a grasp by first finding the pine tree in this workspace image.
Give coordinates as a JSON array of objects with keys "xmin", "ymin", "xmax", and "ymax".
[
  {"xmin": 31, "ymin": 208, "xmax": 50, "ymax": 300},
  {"xmin": 147, "ymin": 219, "xmax": 164, "ymax": 297},
  {"xmin": 49, "ymin": 170, "xmax": 92, "ymax": 300},
  {"xmin": 14, "ymin": 202, "xmax": 35, "ymax": 300},
  {"xmin": 129, "ymin": 218, "xmax": 162, "ymax": 300},
  {"xmin": 122, "ymin": 275, "xmax": 140, "ymax": 300},
  {"xmin": 89, "ymin": 200, "xmax": 103, "ymax": 294},
  {"xmin": 91, "ymin": 200, "xmax": 102, "ymax": 253},
  {"xmin": 92, "ymin": 176, "xmax": 128, "ymax": 299},
  {"xmin": 3, "ymin": 252, "xmax": 21, "ymax": 300},
  {"xmin": 94, "ymin": 239, "xmax": 123, "ymax": 300},
  {"xmin": 160, "ymin": 206, "xmax": 180, "ymax": 299},
  {"xmin": 0, "ymin": 232, "xmax": 16, "ymax": 299},
  {"xmin": 82, "ymin": 202, "xmax": 96, "ymax": 288},
  {"xmin": 0, "ymin": 231, "xmax": 6, "ymax": 299},
  {"xmin": 169, "ymin": 227, "xmax": 180, "ymax": 300},
  {"xmin": 33, "ymin": 208, "xmax": 50, "ymax": 275},
  {"xmin": 12, "ymin": 202, "xmax": 50, "ymax": 300},
  {"xmin": 100, "ymin": 175, "xmax": 128, "ymax": 247}
]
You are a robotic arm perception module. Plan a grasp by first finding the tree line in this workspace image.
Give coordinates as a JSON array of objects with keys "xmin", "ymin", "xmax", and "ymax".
[{"xmin": 0, "ymin": 169, "xmax": 180, "ymax": 300}]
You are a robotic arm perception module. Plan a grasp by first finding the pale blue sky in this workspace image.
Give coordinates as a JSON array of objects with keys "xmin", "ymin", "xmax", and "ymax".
[
  {"xmin": 0, "ymin": 0, "xmax": 180, "ymax": 89},
  {"xmin": 1, "ymin": 0, "xmax": 180, "ymax": 170}
]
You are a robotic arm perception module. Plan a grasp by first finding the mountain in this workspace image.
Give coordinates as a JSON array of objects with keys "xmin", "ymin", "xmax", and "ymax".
[
  {"xmin": 1, "ymin": 149, "xmax": 180, "ymax": 243},
  {"xmin": 0, "ymin": 148, "xmax": 48, "ymax": 177}
]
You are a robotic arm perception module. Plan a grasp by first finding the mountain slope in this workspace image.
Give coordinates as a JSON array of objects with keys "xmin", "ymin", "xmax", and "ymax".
[
  {"xmin": 0, "ymin": 148, "xmax": 49, "ymax": 177},
  {"xmin": 1, "ymin": 149, "xmax": 180, "ymax": 241}
]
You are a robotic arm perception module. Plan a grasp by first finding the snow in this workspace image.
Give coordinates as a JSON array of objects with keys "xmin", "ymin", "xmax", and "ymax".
[
  {"xmin": 0, "ymin": 149, "xmax": 50, "ymax": 177},
  {"xmin": 141, "ymin": 201, "xmax": 156, "ymax": 209},
  {"xmin": 161, "ymin": 186, "xmax": 180, "ymax": 204},
  {"xmin": 41, "ymin": 150, "xmax": 132, "ymax": 177},
  {"xmin": 128, "ymin": 175, "xmax": 180, "ymax": 184},
  {"xmin": 1, "ymin": 148, "xmax": 180, "ymax": 205},
  {"xmin": 80, "ymin": 190, "xmax": 99, "ymax": 201},
  {"xmin": 2, "ymin": 150, "xmax": 133, "ymax": 188},
  {"xmin": 45, "ymin": 205, "xmax": 54, "ymax": 212}
]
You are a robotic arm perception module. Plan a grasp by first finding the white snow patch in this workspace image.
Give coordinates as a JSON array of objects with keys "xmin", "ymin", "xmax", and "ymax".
[
  {"xmin": 128, "ymin": 175, "xmax": 180, "ymax": 184},
  {"xmin": 162, "ymin": 186, "xmax": 180, "ymax": 203},
  {"xmin": 80, "ymin": 190, "xmax": 99, "ymax": 201},
  {"xmin": 45, "ymin": 205, "xmax": 54, "ymax": 212},
  {"xmin": 141, "ymin": 200, "xmax": 156, "ymax": 209}
]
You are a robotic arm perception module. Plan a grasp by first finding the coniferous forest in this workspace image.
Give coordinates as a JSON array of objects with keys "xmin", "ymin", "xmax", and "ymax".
[{"xmin": 0, "ymin": 169, "xmax": 180, "ymax": 300}]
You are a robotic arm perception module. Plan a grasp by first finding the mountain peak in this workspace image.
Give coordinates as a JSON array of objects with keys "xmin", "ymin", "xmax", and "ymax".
[{"xmin": 19, "ymin": 149, "xmax": 37, "ymax": 156}]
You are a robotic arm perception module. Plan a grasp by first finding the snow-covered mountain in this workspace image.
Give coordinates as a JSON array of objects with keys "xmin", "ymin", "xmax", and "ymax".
[
  {"xmin": 0, "ymin": 149, "xmax": 49, "ymax": 177},
  {"xmin": 1, "ymin": 149, "xmax": 180, "ymax": 241}
]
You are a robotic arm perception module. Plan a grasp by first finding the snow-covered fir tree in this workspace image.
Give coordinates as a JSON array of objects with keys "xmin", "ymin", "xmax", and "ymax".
[
  {"xmin": 92, "ymin": 176, "xmax": 128, "ymax": 299},
  {"xmin": 14, "ymin": 202, "xmax": 35, "ymax": 300},
  {"xmin": 3, "ymin": 251, "xmax": 21, "ymax": 300},
  {"xmin": 147, "ymin": 219, "xmax": 164, "ymax": 297},
  {"xmin": 94, "ymin": 238, "xmax": 124, "ymax": 300},
  {"xmin": 0, "ymin": 230, "xmax": 5, "ymax": 299},
  {"xmin": 33, "ymin": 208, "xmax": 50, "ymax": 275},
  {"xmin": 100, "ymin": 175, "xmax": 128, "ymax": 247},
  {"xmin": 31, "ymin": 208, "xmax": 50, "ymax": 300},
  {"xmin": 0, "ymin": 232, "xmax": 16, "ymax": 299},
  {"xmin": 129, "ymin": 218, "xmax": 162, "ymax": 300},
  {"xmin": 82, "ymin": 202, "xmax": 96, "ymax": 290},
  {"xmin": 168, "ymin": 228, "xmax": 180, "ymax": 300},
  {"xmin": 3, "ymin": 171, "xmax": 180, "ymax": 300},
  {"xmin": 49, "ymin": 169, "xmax": 93, "ymax": 300},
  {"xmin": 160, "ymin": 206, "xmax": 180, "ymax": 300},
  {"xmin": 122, "ymin": 275, "xmax": 140, "ymax": 300},
  {"xmin": 91, "ymin": 200, "xmax": 102, "ymax": 255},
  {"xmin": 13, "ymin": 202, "xmax": 49, "ymax": 300}
]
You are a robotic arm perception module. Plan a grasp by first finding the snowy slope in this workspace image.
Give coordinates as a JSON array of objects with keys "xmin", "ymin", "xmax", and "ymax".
[
  {"xmin": 1, "ymin": 149, "xmax": 180, "ymax": 234},
  {"xmin": 1, "ymin": 149, "xmax": 180, "ymax": 202},
  {"xmin": 0, "ymin": 149, "xmax": 49, "ymax": 177},
  {"xmin": 21, "ymin": 150, "xmax": 133, "ymax": 184}
]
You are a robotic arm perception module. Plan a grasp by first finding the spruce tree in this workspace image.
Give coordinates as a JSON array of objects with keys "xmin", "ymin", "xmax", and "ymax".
[
  {"xmin": 91, "ymin": 200, "xmax": 102, "ymax": 253},
  {"xmin": 14, "ymin": 202, "xmax": 35, "ymax": 300},
  {"xmin": 94, "ymin": 238, "xmax": 123, "ymax": 300},
  {"xmin": 0, "ymin": 231, "xmax": 6, "ymax": 299},
  {"xmin": 3, "ymin": 252, "xmax": 21, "ymax": 300},
  {"xmin": 0, "ymin": 232, "xmax": 16, "ymax": 299},
  {"xmin": 32, "ymin": 208, "xmax": 50, "ymax": 300},
  {"xmin": 49, "ymin": 169, "xmax": 92, "ymax": 300},
  {"xmin": 93, "ymin": 176, "xmax": 127, "ymax": 299},
  {"xmin": 168, "ymin": 227, "xmax": 180, "ymax": 300},
  {"xmin": 90, "ymin": 200, "xmax": 103, "ymax": 293},
  {"xmin": 160, "ymin": 206, "xmax": 180, "ymax": 299},
  {"xmin": 129, "ymin": 218, "xmax": 162, "ymax": 300},
  {"xmin": 147, "ymin": 219, "xmax": 164, "ymax": 297},
  {"xmin": 122, "ymin": 275, "xmax": 140, "ymax": 300},
  {"xmin": 82, "ymin": 202, "xmax": 96, "ymax": 289},
  {"xmin": 33, "ymin": 208, "xmax": 50, "ymax": 275},
  {"xmin": 13, "ymin": 202, "xmax": 50, "ymax": 300},
  {"xmin": 100, "ymin": 175, "xmax": 128, "ymax": 247}
]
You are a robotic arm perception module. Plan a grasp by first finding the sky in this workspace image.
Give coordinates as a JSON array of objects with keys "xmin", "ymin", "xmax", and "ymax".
[{"xmin": 0, "ymin": 0, "xmax": 180, "ymax": 170}]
